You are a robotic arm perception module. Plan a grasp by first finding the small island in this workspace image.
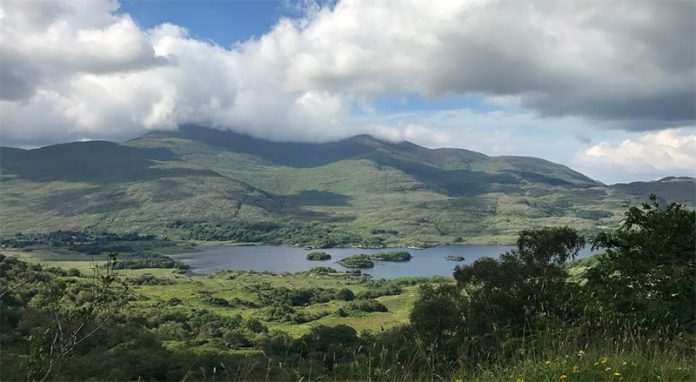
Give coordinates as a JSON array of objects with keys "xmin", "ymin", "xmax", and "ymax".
[
  {"xmin": 446, "ymin": 255, "xmax": 465, "ymax": 262},
  {"xmin": 337, "ymin": 254, "xmax": 374, "ymax": 268},
  {"xmin": 371, "ymin": 251, "xmax": 412, "ymax": 262},
  {"xmin": 306, "ymin": 251, "xmax": 332, "ymax": 261}
]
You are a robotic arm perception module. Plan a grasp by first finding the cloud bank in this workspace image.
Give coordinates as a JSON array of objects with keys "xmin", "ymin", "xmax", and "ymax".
[
  {"xmin": 1, "ymin": 0, "xmax": 694, "ymax": 148},
  {"xmin": 1, "ymin": 0, "xmax": 695, "ymax": 183},
  {"xmin": 574, "ymin": 128, "xmax": 696, "ymax": 183}
]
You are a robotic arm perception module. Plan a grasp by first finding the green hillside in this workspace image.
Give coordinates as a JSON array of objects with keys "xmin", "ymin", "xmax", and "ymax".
[
  {"xmin": 1, "ymin": 126, "xmax": 693, "ymax": 244},
  {"xmin": 611, "ymin": 177, "xmax": 696, "ymax": 205}
]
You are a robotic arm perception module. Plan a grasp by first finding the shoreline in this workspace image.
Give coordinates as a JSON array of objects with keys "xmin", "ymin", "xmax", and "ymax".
[{"xmin": 174, "ymin": 240, "xmax": 518, "ymax": 253}]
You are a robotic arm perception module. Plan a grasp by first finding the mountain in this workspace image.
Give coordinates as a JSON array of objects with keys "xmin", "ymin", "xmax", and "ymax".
[
  {"xmin": 610, "ymin": 177, "xmax": 695, "ymax": 206},
  {"xmin": 1, "ymin": 126, "xmax": 693, "ymax": 244},
  {"xmin": 130, "ymin": 126, "xmax": 599, "ymax": 195}
]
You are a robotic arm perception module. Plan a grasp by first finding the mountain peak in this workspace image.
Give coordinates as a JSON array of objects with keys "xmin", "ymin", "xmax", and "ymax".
[{"xmin": 128, "ymin": 125, "xmax": 602, "ymax": 190}]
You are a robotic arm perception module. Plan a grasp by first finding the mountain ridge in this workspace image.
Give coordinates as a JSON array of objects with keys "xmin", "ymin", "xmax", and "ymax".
[
  {"xmin": 1, "ymin": 126, "xmax": 693, "ymax": 244},
  {"xmin": 130, "ymin": 126, "xmax": 601, "ymax": 190}
]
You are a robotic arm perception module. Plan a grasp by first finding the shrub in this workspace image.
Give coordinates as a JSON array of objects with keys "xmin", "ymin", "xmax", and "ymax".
[
  {"xmin": 585, "ymin": 194, "xmax": 696, "ymax": 331},
  {"xmin": 356, "ymin": 285, "xmax": 401, "ymax": 299},
  {"xmin": 128, "ymin": 273, "xmax": 174, "ymax": 286},
  {"xmin": 308, "ymin": 266, "xmax": 336, "ymax": 273},
  {"xmin": 299, "ymin": 325, "xmax": 359, "ymax": 355},
  {"xmin": 336, "ymin": 288, "xmax": 355, "ymax": 301},
  {"xmin": 167, "ymin": 297, "xmax": 182, "ymax": 306},
  {"xmin": 306, "ymin": 251, "xmax": 332, "ymax": 261},
  {"xmin": 203, "ymin": 296, "xmax": 230, "ymax": 307},
  {"xmin": 346, "ymin": 299, "xmax": 388, "ymax": 313}
]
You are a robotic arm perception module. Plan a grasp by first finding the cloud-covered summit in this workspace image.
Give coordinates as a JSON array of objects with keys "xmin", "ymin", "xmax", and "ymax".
[
  {"xmin": 0, "ymin": 0, "xmax": 694, "ymax": 183},
  {"xmin": 2, "ymin": 0, "xmax": 694, "ymax": 146}
]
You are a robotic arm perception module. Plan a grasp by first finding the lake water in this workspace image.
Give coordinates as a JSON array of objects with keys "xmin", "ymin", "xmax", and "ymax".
[{"xmin": 169, "ymin": 244, "xmax": 596, "ymax": 280}]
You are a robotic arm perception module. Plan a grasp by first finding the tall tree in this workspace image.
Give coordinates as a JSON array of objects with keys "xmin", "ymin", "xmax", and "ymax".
[{"xmin": 587, "ymin": 194, "xmax": 696, "ymax": 330}]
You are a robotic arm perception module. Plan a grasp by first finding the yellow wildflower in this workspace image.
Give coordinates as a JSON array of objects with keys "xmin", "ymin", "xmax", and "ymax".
[
  {"xmin": 600, "ymin": 357, "xmax": 609, "ymax": 364},
  {"xmin": 613, "ymin": 371, "xmax": 622, "ymax": 379},
  {"xmin": 577, "ymin": 350, "xmax": 586, "ymax": 358},
  {"xmin": 605, "ymin": 367, "xmax": 612, "ymax": 372},
  {"xmin": 572, "ymin": 365, "xmax": 579, "ymax": 373},
  {"xmin": 560, "ymin": 374, "xmax": 568, "ymax": 381},
  {"xmin": 545, "ymin": 360, "xmax": 552, "ymax": 366},
  {"xmin": 516, "ymin": 378, "xmax": 524, "ymax": 382}
]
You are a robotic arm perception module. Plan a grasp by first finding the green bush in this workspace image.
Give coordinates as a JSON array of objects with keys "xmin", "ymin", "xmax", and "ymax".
[
  {"xmin": 336, "ymin": 288, "xmax": 355, "ymax": 301},
  {"xmin": 585, "ymin": 194, "xmax": 696, "ymax": 331},
  {"xmin": 258, "ymin": 286, "xmax": 345, "ymax": 307},
  {"xmin": 346, "ymin": 299, "xmax": 388, "ymax": 313},
  {"xmin": 127, "ymin": 273, "xmax": 174, "ymax": 286},
  {"xmin": 308, "ymin": 266, "xmax": 336, "ymax": 273},
  {"xmin": 356, "ymin": 284, "xmax": 402, "ymax": 299},
  {"xmin": 298, "ymin": 325, "xmax": 359, "ymax": 357},
  {"xmin": 306, "ymin": 251, "xmax": 332, "ymax": 260}
]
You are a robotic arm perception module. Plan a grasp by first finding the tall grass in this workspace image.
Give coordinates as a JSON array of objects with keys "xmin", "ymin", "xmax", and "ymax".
[{"xmin": 218, "ymin": 322, "xmax": 694, "ymax": 381}]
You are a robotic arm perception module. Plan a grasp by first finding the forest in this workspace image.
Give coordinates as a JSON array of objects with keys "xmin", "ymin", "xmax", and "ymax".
[{"xmin": 0, "ymin": 195, "xmax": 694, "ymax": 381}]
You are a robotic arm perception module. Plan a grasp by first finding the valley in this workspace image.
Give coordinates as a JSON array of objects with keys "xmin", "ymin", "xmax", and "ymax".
[
  {"xmin": 2, "ymin": 1, "xmax": 694, "ymax": 380},
  {"xmin": 0, "ymin": 127, "xmax": 693, "ymax": 382}
]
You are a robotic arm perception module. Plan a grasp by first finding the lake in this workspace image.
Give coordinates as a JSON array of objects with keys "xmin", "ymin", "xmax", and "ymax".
[{"xmin": 169, "ymin": 244, "xmax": 596, "ymax": 279}]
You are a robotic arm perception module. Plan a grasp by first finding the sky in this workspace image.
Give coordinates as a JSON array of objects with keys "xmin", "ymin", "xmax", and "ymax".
[{"xmin": 0, "ymin": 0, "xmax": 694, "ymax": 184}]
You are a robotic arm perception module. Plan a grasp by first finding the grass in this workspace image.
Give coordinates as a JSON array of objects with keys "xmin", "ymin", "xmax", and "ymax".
[
  {"xmin": 459, "ymin": 347, "xmax": 695, "ymax": 382},
  {"xmin": 134, "ymin": 270, "xmax": 425, "ymax": 337}
]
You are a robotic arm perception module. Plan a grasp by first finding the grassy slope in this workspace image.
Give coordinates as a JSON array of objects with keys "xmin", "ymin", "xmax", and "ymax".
[
  {"xmin": 124, "ymin": 130, "xmax": 644, "ymax": 244},
  {"xmin": 0, "ymin": 139, "xmax": 281, "ymax": 234}
]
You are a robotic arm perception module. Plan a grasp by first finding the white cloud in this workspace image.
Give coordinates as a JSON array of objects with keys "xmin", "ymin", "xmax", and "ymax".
[
  {"xmin": 574, "ymin": 128, "xmax": 696, "ymax": 183},
  {"xmin": 0, "ymin": 0, "xmax": 693, "ymax": 151},
  {"xmin": 0, "ymin": 0, "xmax": 161, "ymax": 101}
]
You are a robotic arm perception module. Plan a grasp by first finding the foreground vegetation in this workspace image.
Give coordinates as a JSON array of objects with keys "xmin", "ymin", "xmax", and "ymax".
[{"xmin": 1, "ymin": 195, "xmax": 693, "ymax": 381}]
